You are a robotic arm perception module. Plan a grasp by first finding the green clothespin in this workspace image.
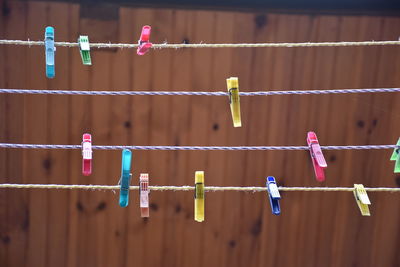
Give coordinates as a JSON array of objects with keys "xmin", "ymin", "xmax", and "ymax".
[
  {"xmin": 390, "ymin": 138, "xmax": 400, "ymax": 173},
  {"xmin": 78, "ymin": 35, "xmax": 91, "ymax": 65}
]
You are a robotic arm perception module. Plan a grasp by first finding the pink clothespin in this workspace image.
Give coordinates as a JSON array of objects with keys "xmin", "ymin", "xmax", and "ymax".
[
  {"xmin": 140, "ymin": 173, "xmax": 150, "ymax": 217},
  {"xmin": 307, "ymin": 131, "xmax": 327, "ymax": 182},
  {"xmin": 82, "ymin": 133, "xmax": 92, "ymax": 176},
  {"xmin": 137, "ymin": 25, "xmax": 152, "ymax": 55}
]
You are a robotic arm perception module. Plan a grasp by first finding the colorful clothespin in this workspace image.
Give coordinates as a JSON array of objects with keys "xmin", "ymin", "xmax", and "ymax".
[
  {"xmin": 139, "ymin": 173, "xmax": 150, "ymax": 217},
  {"xmin": 226, "ymin": 77, "xmax": 242, "ymax": 127},
  {"xmin": 81, "ymin": 133, "xmax": 92, "ymax": 176},
  {"xmin": 266, "ymin": 176, "xmax": 281, "ymax": 215},
  {"xmin": 307, "ymin": 131, "xmax": 327, "ymax": 182},
  {"xmin": 78, "ymin": 35, "xmax": 92, "ymax": 65},
  {"xmin": 194, "ymin": 171, "xmax": 205, "ymax": 222},
  {"xmin": 390, "ymin": 137, "xmax": 400, "ymax": 173},
  {"xmin": 353, "ymin": 184, "xmax": 371, "ymax": 216},
  {"xmin": 119, "ymin": 149, "xmax": 132, "ymax": 207},
  {"xmin": 44, "ymin": 26, "xmax": 56, "ymax": 78},
  {"xmin": 137, "ymin": 25, "xmax": 152, "ymax": 55}
]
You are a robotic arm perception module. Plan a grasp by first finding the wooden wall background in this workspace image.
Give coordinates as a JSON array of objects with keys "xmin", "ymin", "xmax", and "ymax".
[{"xmin": 1, "ymin": 1, "xmax": 400, "ymax": 266}]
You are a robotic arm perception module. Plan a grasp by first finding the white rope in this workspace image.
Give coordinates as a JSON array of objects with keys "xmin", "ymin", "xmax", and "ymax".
[
  {"xmin": 1, "ymin": 88, "xmax": 400, "ymax": 96},
  {"xmin": 1, "ymin": 39, "xmax": 400, "ymax": 49},
  {"xmin": 0, "ymin": 183, "xmax": 399, "ymax": 192},
  {"xmin": 0, "ymin": 143, "xmax": 397, "ymax": 151}
]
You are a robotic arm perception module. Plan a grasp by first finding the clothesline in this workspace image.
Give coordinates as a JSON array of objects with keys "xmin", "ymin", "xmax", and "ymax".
[
  {"xmin": 1, "ymin": 183, "xmax": 400, "ymax": 192},
  {"xmin": 0, "ymin": 143, "xmax": 396, "ymax": 151},
  {"xmin": 1, "ymin": 88, "xmax": 400, "ymax": 96},
  {"xmin": 1, "ymin": 39, "xmax": 400, "ymax": 49}
]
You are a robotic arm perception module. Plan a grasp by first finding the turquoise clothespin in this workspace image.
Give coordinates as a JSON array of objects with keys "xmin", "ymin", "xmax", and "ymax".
[
  {"xmin": 390, "ymin": 138, "xmax": 400, "ymax": 173},
  {"xmin": 78, "ymin": 35, "xmax": 92, "ymax": 65},
  {"xmin": 119, "ymin": 149, "xmax": 132, "ymax": 207},
  {"xmin": 44, "ymin": 26, "xmax": 56, "ymax": 78}
]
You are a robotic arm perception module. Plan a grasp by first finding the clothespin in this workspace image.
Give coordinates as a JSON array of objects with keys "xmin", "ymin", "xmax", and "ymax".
[
  {"xmin": 307, "ymin": 131, "xmax": 327, "ymax": 182},
  {"xmin": 137, "ymin": 25, "xmax": 152, "ymax": 55},
  {"xmin": 226, "ymin": 77, "xmax": 242, "ymax": 127},
  {"xmin": 353, "ymin": 184, "xmax": 371, "ymax": 216},
  {"xmin": 139, "ymin": 173, "xmax": 150, "ymax": 217},
  {"xmin": 194, "ymin": 171, "xmax": 205, "ymax": 222},
  {"xmin": 390, "ymin": 137, "xmax": 400, "ymax": 173},
  {"xmin": 44, "ymin": 26, "xmax": 56, "ymax": 78},
  {"xmin": 81, "ymin": 133, "xmax": 92, "ymax": 176},
  {"xmin": 119, "ymin": 149, "xmax": 132, "ymax": 207},
  {"xmin": 78, "ymin": 35, "xmax": 92, "ymax": 65},
  {"xmin": 266, "ymin": 176, "xmax": 281, "ymax": 215}
]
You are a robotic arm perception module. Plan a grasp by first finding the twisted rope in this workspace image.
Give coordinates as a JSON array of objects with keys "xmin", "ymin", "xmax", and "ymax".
[
  {"xmin": 1, "ymin": 40, "xmax": 400, "ymax": 49},
  {"xmin": 1, "ymin": 88, "xmax": 400, "ymax": 96},
  {"xmin": 0, "ymin": 143, "xmax": 397, "ymax": 151},
  {"xmin": 0, "ymin": 183, "xmax": 399, "ymax": 192}
]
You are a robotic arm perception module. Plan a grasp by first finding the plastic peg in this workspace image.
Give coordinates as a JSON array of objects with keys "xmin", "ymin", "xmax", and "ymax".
[
  {"xmin": 78, "ymin": 35, "xmax": 92, "ymax": 65},
  {"xmin": 137, "ymin": 25, "xmax": 152, "ymax": 55},
  {"xmin": 194, "ymin": 171, "xmax": 205, "ymax": 222},
  {"xmin": 226, "ymin": 77, "xmax": 242, "ymax": 127},
  {"xmin": 81, "ymin": 133, "xmax": 92, "ymax": 176},
  {"xmin": 307, "ymin": 131, "xmax": 327, "ymax": 182},
  {"xmin": 44, "ymin": 26, "xmax": 56, "ymax": 78},
  {"xmin": 139, "ymin": 173, "xmax": 150, "ymax": 217},
  {"xmin": 266, "ymin": 176, "xmax": 281, "ymax": 215},
  {"xmin": 353, "ymin": 184, "xmax": 371, "ymax": 216},
  {"xmin": 390, "ymin": 138, "xmax": 400, "ymax": 173},
  {"xmin": 119, "ymin": 149, "xmax": 132, "ymax": 207}
]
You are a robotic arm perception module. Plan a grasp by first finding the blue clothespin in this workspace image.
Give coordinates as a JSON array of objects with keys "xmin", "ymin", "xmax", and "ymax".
[
  {"xmin": 119, "ymin": 149, "xmax": 132, "ymax": 207},
  {"xmin": 266, "ymin": 176, "xmax": 281, "ymax": 215},
  {"xmin": 44, "ymin": 26, "xmax": 56, "ymax": 78}
]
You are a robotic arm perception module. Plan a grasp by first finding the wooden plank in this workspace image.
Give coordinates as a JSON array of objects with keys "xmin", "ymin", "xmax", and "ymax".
[
  {"xmin": 0, "ymin": 1, "xmax": 28, "ymax": 266},
  {"xmin": 45, "ymin": 3, "xmax": 72, "ymax": 267},
  {"xmin": 158, "ymin": 8, "xmax": 193, "ymax": 267},
  {"xmin": 24, "ymin": 2, "xmax": 49, "ymax": 266},
  {"xmin": 65, "ymin": 4, "xmax": 80, "ymax": 267},
  {"xmin": 201, "ymin": 10, "xmax": 235, "ymax": 267},
  {"xmin": 367, "ymin": 17, "xmax": 400, "ymax": 267},
  {"xmin": 101, "ymin": 6, "xmax": 133, "ymax": 267},
  {"xmin": 124, "ymin": 7, "xmax": 154, "ymax": 267},
  {"xmin": 178, "ymin": 9, "xmax": 215, "ymax": 267}
]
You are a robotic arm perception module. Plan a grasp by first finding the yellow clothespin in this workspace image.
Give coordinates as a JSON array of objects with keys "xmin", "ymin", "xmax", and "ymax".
[
  {"xmin": 194, "ymin": 171, "xmax": 205, "ymax": 222},
  {"xmin": 226, "ymin": 77, "xmax": 242, "ymax": 127},
  {"xmin": 353, "ymin": 184, "xmax": 371, "ymax": 216}
]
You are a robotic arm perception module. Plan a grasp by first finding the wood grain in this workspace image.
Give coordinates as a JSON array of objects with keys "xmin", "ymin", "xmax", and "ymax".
[{"xmin": 1, "ymin": 2, "xmax": 400, "ymax": 267}]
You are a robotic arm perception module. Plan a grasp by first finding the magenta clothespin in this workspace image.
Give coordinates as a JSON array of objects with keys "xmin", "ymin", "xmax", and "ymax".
[
  {"xmin": 139, "ymin": 173, "xmax": 150, "ymax": 217},
  {"xmin": 137, "ymin": 25, "xmax": 152, "ymax": 55},
  {"xmin": 307, "ymin": 131, "xmax": 327, "ymax": 182},
  {"xmin": 82, "ymin": 133, "xmax": 92, "ymax": 176}
]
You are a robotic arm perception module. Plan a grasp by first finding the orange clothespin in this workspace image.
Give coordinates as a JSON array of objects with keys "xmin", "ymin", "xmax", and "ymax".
[
  {"xmin": 307, "ymin": 131, "xmax": 327, "ymax": 182},
  {"xmin": 139, "ymin": 173, "xmax": 150, "ymax": 217},
  {"xmin": 81, "ymin": 133, "xmax": 92, "ymax": 176},
  {"xmin": 137, "ymin": 25, "xmax": 152, "ymax": 55}
]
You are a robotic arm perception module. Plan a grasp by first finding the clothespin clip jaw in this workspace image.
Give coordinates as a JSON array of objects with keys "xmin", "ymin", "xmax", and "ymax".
[
  {"xmin": 139, "ymin": 173, "xmax": 150, "ymax": 217},
  {"xmin": 390, "ymin": 138, "xmax": 400, "ymax": 173},
  {"xmin": 307, "ymin": 131, "xmax": 327, "ymax": 182},
  {"xmin": 81, "ymin": 133, "xmax": 92, "ymax": 176},
  {"xmin": 266, "ymin": 176, "xmax": 281, "ymax": 215},
  {"xmin": 78, "ymin": 35, "xmax": 92, "ymax": 65},
  {"xmin": 119, "ymin": 149, "xmax": 132, "ymax": 207},
  {"xmin": 137, "ymin": 25, "xmax": 152, "ymax": 56},
  {"xmin": 353, "ymin": 184, "xmax": 371, "ymax": 216},
  {"xmin": 226, "ymin": 77, "xmax": 242, "ymax": 127},
  {"xmin": 194, "ymin": 171, "xmax": 205, "ymax": 222},
  {"xmin": 44, "ymin": 26, "xmax": 56, "ymax": 78}
]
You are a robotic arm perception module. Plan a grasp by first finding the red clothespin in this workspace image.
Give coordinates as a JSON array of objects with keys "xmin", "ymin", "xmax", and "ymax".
[
  {"xmin": 140, "ymin": 173, "xmax": 150, "ymax": 217},
  {"xmin": 82, "ymin": 133, "xmax": 92, "ymax": 176},
  {"xmin": 307, "ymin": 131, "xmax": 327, "ymax": 182},
  {"xmin": 137, "ymin": 25, "xmax": 152, "ymax": 56}
]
